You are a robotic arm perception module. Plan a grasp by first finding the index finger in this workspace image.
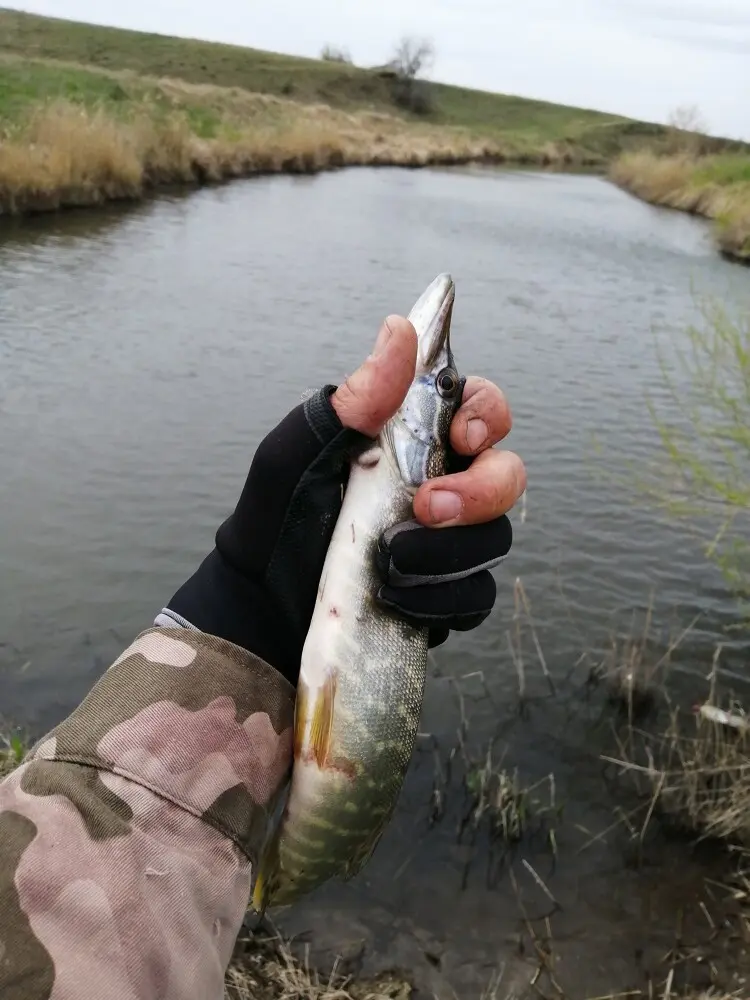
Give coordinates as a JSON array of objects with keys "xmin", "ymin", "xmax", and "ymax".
[
  {"xmin": 413, "ymin": 447, "xmax": 527, "ymax": 527},
  {"xmin": 450, "ymin": 376, "xmax": 513, "ymax": 456}
]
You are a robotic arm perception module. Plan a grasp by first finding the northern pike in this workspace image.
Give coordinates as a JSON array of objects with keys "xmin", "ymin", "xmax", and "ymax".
[{"xmin": 252, "ymin": 273, "xmax": 463, "ymax": 909}]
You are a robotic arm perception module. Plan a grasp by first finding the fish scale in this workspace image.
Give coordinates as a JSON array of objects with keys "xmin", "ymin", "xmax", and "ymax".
[{"xmin": 253, "ymin": 274, "xmax": 461, "ymax": 909}]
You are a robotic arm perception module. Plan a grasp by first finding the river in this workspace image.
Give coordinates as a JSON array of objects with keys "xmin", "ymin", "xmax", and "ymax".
[{"xmin": 2, "ymin": 167, "xmax": 750, "ymax": 998}]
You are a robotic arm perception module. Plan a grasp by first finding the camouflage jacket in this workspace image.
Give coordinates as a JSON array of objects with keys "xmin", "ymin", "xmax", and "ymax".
[{"xmin": 0, "ymin": 626, "xmax": 295, "ymax": 1000}]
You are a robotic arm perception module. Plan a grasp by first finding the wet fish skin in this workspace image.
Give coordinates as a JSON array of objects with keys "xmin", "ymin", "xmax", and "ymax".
[{"xmin": 253, "ymin": 274, "xmax": 462, "ymax": 909}]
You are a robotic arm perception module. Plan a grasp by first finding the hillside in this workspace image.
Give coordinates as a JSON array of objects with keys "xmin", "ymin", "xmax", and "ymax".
[
  {"xmin": 0, "ymin": 6, "xmax": 742, "ymax": 219},
  {"xmin": 0, "ymin": 6, "xmax": 665, "ymax": 158}
]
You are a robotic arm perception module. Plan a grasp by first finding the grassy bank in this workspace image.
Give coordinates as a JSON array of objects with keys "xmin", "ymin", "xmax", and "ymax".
[
  {"xmin": 0, "ymin": 95, "xmax": 502, "ymax": 214},
  {"xmin": 0, "ymin": 7, "xmax": 697, "ymax": 216},
  {"xmin": 611, "ymin": 151, "xmax": 750, "ymax": 262},
  {"xmin": 0, "ymin": 8, "xmax": 635, "ymax": 135},
  {"xmin": 0, "ymin": 56, "xmax": 616, "ymax": 216}
]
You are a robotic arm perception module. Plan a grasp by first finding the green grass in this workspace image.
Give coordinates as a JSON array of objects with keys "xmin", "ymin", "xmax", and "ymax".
[
  {"xmin": 694, "ymin": 154, "xmax": 750, "ymax": 187},
  {"xmin": 0, "ymin": 5, "xmax": 651, "ymax": 153},
  {"xmin": 3, "ymin": 6, "xmax": 747, "ymax": 221},
  {"xmin": 0, "ymin": 732, "xmax": 25, "ymax": 777},
  {"xmin": 0, "ymin": 55, "xmax": 149, "ymax": 124},
  {"xmin": 9, "ymin": 6, "xmax": 749, "ymax": 164}
]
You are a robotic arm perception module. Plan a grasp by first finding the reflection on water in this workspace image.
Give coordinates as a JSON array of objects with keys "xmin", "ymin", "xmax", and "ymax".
[{"xmin": 2, "ymin": 167, "xmax": 750, "ymax": 996}]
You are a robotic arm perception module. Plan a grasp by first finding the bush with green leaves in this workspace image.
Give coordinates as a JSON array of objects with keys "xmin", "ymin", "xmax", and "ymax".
[{"xmin": 646, "ymin": 298, "xmax": 750, "ymax": 606}]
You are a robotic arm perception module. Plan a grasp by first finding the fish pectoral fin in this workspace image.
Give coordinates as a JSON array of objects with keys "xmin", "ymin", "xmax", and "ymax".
[
  {"xmin": 308, "ymin": 671, "xmax": 337, "ymax": 768},
  {"xmin": 293, "ymin": 681, "xmax": 308, "ymax": 760},
  {"xmin": 251, "ymin": 872, "xmax": 266, "ymax": 913}
]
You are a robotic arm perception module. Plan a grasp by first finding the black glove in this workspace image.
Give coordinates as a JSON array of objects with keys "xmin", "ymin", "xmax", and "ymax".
[{"xmin": 163, "ymin": 386, "xmax": 512, "ymax": 685}]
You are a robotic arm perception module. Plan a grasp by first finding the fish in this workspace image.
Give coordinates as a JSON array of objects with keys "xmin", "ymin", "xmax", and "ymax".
[{"xmin": 252, "ymin": 273, "xmax": 463, "ymax": 910}]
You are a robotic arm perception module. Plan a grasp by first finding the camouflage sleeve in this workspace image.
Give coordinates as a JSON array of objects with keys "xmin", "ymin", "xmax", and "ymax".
[{"xmin": 0, "ymin": 627, "xmax": 295, "ymax": 1000}]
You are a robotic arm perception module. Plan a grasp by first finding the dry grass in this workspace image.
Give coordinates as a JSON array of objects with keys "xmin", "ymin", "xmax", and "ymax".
[
  {"xmin": 610, "ymin": 151, "xmax": 750, "ymax": 262},
  {"xmin": 601, "ymin": 600, "xmax": 664, "ymax": 723},
  {"xmin": 0, "ymin": 101, "xmax": 343, "ymax": 213},
  {"xmin": 717, "ymin": 207, "xmax": 750, "ymax": 261},
  {"xmin": 604, "ymin": 648, "xmax": 750, "ymax": 845},
  {"xmin": 225, "ymin": 933, "xmax": 410, "ymax": 1000},
  {"xmin": 596, "ymin": 598, "xmax": 701, "ymax": 726},
  {"xmin": 0, "ymin": 97, "xmax": 569, "ymax": 215},
  {"xmin": 0, "ymin": 41, "xmax": 669, "ymax": 218}
]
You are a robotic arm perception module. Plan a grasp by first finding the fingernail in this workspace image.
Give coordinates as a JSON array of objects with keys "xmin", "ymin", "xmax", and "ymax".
[
  {"xmin": 372, "ymin": 319, "xmax": 394, "ymax": 357},
  {"xmin": 466, "ymin": 418, "xmax": 488, "ymax": 452},
  {"xmin": 428, "ymin": 490, "xmax": 463, "ymax": 524}
]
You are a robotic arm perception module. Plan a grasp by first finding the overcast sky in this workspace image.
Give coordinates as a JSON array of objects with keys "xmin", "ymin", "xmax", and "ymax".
[{"xmin": 11, "ymin": 0, "xmax": 750, "ymax": 138}]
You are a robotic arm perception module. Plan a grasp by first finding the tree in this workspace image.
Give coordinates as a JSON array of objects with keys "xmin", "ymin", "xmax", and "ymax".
[
  {"xmin": 668, "ymin": 104, "xmax": 708, "ymax": 134},
  {"xmin": 320, "ymin": 44, "xmax": 352, "ymax": 64},
  {"xmin": 666, "ymin": 104, "xmax": 709, "ymax": 153},
  {"xmin": 390, "ymin": 36, "xmax": 435, "ymax": 81},
  {"xmin": 387, "ymin": 36, "xmax": 435, "ymax": 115}
]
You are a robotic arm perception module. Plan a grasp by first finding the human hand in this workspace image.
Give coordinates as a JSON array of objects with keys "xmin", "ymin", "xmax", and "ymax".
[{"xmin": 164, "ymin": 315, "xmax": 526, "ymax": 683}]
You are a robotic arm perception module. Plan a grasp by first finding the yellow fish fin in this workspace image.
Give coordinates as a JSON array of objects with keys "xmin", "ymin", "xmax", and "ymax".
[
  {"xmin": 293, "ymin": 680, "xmax": 308, "ymax": 760},
  {"xmin": 251, "ymin": 871, "xmax": 266, "ymax": 912},
  {"xmin": 307, "ymin": 671, "xmax": 337, "ymax": 768}
]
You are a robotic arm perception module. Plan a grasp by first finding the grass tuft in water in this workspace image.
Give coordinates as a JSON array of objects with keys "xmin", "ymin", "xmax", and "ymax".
[
  {"xmin": 603, "ymin": 644, "xmax": 750, "ymax": 846},
  {"xmin": 0, "ymin": 732, "xmax": 26, "ymax": 777}
]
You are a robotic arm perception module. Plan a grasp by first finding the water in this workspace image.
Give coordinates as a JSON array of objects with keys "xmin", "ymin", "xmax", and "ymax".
[{"xmin": 2, "ymin": 168, "xmax": 750, "ymax": 996}]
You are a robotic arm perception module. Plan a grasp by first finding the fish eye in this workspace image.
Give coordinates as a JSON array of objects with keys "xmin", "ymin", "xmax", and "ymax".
[{"xmin": 436, "ymin": 368, "xmax": 458, "ymax": 398}]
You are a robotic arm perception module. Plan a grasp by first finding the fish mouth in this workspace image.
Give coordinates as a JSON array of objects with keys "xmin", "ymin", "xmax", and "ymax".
[{"xmin": 407, "ymin": 273, "xmax": 455, "ymax": 371}]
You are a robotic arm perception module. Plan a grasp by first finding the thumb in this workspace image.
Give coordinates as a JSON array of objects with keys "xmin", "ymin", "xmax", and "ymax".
[{"xmin": 332, "ymin": 315, "xmax": 417, "ymax": 437}]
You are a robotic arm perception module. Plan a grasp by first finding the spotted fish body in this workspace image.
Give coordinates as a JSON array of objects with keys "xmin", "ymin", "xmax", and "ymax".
[{"xmin": 253, "ymin": 274, "xmax": 462, "ymax": 909}]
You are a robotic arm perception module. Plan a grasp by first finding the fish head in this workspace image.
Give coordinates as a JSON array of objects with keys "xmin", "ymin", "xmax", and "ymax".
[{"xmin": 383, "ymin": 273, "xmax": 464, "ymax": 490}]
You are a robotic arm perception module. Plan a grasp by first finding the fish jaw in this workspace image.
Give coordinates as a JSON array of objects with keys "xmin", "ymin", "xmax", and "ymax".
[
  {"xmin": 385, "ymin": 273, "xmax": 463, "ymax": 490},
  {"xmin": 408, "ymin": 273, "xmax": 455, "ymax": 373}
]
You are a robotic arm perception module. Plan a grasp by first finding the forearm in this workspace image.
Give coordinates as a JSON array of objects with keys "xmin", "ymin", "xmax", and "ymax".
[{"xmin": 0, "ymin": 627, "xmax": 294, "ymax": 1000}]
